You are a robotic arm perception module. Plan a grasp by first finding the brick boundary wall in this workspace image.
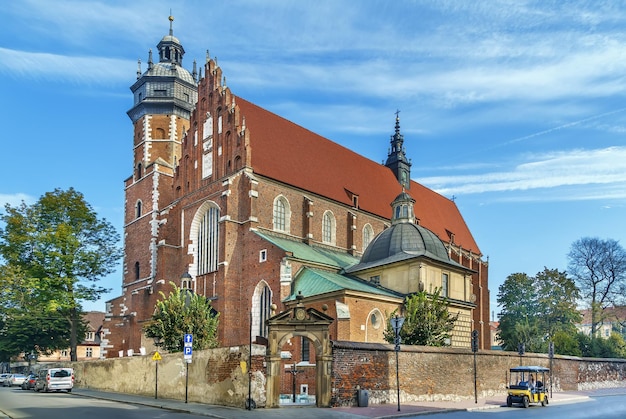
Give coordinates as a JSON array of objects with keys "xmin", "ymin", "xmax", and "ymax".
[
  {"xmin": 330, "ymin": 341, "xmax": 626, "ymax": 407},
  {"xmin": 70, "ymin": 344, "xmax": 267, "ymax": 408},
  {"xmin": 62, "ymin": 341, "xmax": 626, "ymax": 409}
]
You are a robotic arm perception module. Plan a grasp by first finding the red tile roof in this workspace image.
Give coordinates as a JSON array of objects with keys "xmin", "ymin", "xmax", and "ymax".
[
  {"xmin": 580, "ymin": 306, "xmax": 626, "ymax": 324},
  {"xmin": 83, "ymin": 311, "xmax": 105, "ymax": 331},
  {"xmin": 237, "ymin": 97, "xmax": 481, "ymax": 255}
]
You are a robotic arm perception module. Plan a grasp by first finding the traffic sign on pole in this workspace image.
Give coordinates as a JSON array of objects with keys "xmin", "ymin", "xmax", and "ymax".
[{"xmin": 184, "ymin": 334, "xmax": 193, "ymax": 361}]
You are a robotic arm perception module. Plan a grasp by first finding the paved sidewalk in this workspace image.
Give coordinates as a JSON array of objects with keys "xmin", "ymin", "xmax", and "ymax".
[{"xmin": 69, "ymin": 386, "xmax": 613, "ymax": 419}]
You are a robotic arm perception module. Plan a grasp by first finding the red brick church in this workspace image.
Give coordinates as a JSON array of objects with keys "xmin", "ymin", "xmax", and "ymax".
[{"xmin": 103, "ymin": 18, "xmax": 490, "ymax": 358}]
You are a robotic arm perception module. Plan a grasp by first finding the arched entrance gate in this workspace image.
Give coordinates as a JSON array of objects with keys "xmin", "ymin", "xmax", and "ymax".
[{"xmin": 265, "ymin": 297, "xmax": 334, "ymax": 408}]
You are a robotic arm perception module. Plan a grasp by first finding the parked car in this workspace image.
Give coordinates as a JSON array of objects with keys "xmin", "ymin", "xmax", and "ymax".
[
  {"xmin": 34, "ymin": 368, "xmax": 74, "ymax": 393},
  {"xmin": 0, "ymin": 373, "xmax": 9, "ymax": 385},
  {"xmin": 21, "ymin": 374, "xmax": 37, "ymax": 390},
  {"xmin": 3, "ymin": 374, "xmax": 27, "ymax": 387}
]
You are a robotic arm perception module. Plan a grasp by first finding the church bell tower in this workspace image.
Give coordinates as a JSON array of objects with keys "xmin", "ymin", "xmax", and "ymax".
[{"xmin": 111, "ymin": 16, "xmax": 199, "ymax": 355}]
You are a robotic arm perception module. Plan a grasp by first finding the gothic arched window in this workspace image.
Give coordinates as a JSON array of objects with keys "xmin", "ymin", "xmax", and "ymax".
[
  {"xmin": 135, "ymin": 200, "xmax": 142, "ymax": 218},
  {"xmin": 322, "ymin": 211, "xmax": 336, "ymax": 245},
  {"xmin": 197, "ymin": 204, "xmax": 220, "ymax": 275},
  {"xmin": 363, "ymin": 224, "xmax": 374, "ymax": 251},
  {"xmin": 273, "ymin": 196, "xmax": 290, "ymax": 233},
  {"xmin": 252, "ymin": 282, "xmax": 272, "ymax": 341},
  {"xmin": 134, "ymin": 262, "xmax": 140, "ymax": 281}
]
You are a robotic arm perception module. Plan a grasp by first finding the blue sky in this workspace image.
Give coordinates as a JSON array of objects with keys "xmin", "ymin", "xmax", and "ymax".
[{"xmin": 1, "ymin": 0, "xmax": 625, "ymax": 316}]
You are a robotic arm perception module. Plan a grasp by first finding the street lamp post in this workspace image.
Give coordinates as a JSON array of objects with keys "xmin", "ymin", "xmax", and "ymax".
[
  {"xmin": 472, "ymin": 330, "xmax": 479, "ymax": 404},
  {"xmin": 391, "ymin": 315, "xmax": 405, "ymax": 412},
  {"xmin": 153, "ymin": 336, "xmax": 163, "ymax": 399}
]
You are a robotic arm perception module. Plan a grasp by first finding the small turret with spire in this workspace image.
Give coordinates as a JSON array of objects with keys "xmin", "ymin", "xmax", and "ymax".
[
  {"xmin": 157, "ymin": 14, "xmax": 185, "ymax": 66},
  {"xmin": 385, "ymin": 111, "xmax": 412, "ymax": 189}
]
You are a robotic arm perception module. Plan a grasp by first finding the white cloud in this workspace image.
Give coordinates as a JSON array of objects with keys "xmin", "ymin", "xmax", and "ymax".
[
  {"xmin": 0, "ymin": 193, "xmax": 35, "ymax": 208},
  {"xmin": 418, "ymin": 147, "xmax": 626, "ymax": 199},
  {"xmin": 0, "ymin": 47, "xmax": 132, "ymax": 85}
]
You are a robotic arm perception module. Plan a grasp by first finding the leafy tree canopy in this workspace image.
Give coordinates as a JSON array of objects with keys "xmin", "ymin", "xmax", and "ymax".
[
  {"xmin": 144, "ymin": 282, "xmax": 220, "ymax": 352},
  {"xmin": 497, "ymin": 268, "xmax": 581, "ymax": 354},
  {"xmin": 0, "ymin": 258, "xmax": 84, "ymax": 361},
  {"xmin": 384, "ymin": 288, "xmax": 458, "ymax": 347},
  {"xmin": 0, "ymin": 188, "xmax": 121, "ymax": 361}
]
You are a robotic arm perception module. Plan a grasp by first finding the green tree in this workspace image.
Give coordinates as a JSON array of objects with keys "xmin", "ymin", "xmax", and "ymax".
[
  {"xmin": 143, "ymin": 283, "xmax": 219, "ymax": 352},
  {"xmin": 497, "ymin": 269, "xmax": 580, "ymax": 353},
  {"xmin": 535, "ymin": 268, "xmax": 582, "ymax": 339},
  {"xmin": 552, "ymin": 330, "xmax": 582, "ymax": 357},
  {"xmin": 568, "ymin": 237, "xmax": 626, "ymax": 339},
  {"xmin": 497, "ymin": 273, "xmax": 536, "ymax": 352},
  {"xmin": 0, "ymin": 188, "xmax": 122, "ymax": 361},
  {"xmin": 0, "ymin": 254, "xmax": 84, "ymax": 362},
  {"xmin": 384, "ymin": 289, "xmax": 458, "ymax": 347}
]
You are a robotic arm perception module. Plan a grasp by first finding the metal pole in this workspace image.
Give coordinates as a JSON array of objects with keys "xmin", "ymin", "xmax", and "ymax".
[
  {"xmin": 396, "ymin": 349, "xmax": 400, "ymax": 412},
  {"xmin": 473, "ymin": 350, "xmax": 478, "ymax": 404},
  {"xmin": 185, "ymin": 361, "xmax": 189, "ymax": 403},
  {"xmin": 154, "ymin": 360, "xmax": 158, "ymax": 399},
  {"xmin": 292, "ymin": 363, "xmax": 297, "ymax": 403},
  {"xmin": 550, "ymin": 356, "xmax": 553, "ymax": 398},
  {"xmin": 248, "ymin": 311, "xmax": 252, "ymax": 410}
]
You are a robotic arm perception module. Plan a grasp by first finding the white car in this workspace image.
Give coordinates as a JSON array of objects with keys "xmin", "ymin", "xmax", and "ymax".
[
  {"xmin": 3, "ymin": 374, "xmax": 27, "ymax": 387},
  {"xmin": 0, "ymin": 373, "xmax": 9, "ymax": 385},
  {"xmin": 34, "ymin": 368, "xmax": 74, "ymax": 393}
]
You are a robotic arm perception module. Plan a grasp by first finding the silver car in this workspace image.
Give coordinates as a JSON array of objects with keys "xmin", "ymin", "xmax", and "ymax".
[{"xmin": 3, "ymin": 374, "xmax": 27, "ymax": 387}]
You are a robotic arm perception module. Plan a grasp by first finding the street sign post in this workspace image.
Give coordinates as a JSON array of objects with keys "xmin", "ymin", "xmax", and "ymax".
[
  {"xmin": 184, "ymin": 334, "xmax": 193, "ymax": 360},
  {"xmin": 184, "ymin": 334, "xmax": 193, "ymax": 403}
]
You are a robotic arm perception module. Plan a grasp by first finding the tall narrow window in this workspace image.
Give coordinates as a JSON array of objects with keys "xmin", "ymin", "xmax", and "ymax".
[
  {"xmin": 134, "ymin": 262, "xmax": 140, "ymax": 280},
  {"xmin": 197, "ymin": 205, "xmax": 220, "ymax": 275},
  {"xmin": 135, "ymin": 200, "xmax": 142, "ymax": 218},
  {"xmin": 322, "ymin": 211, "xmax": 336, "ymax": 245},
  {"xmin": 136, "ymin": 162, "xmax": 143, "ymax": 179},
  {"xmin": 273, "ymin": 196, "xmax": 290, "ymax": 233},
  {"xmin": 259, "ymin": 284, "xmax": 271, "ymax": 338},
  {"xmin": 363, "ymin": 224, "xmax": 374, "ymax": 251},
  {"xmin": 301, "ymin": 336, "xmax": 310, "ymax": 362},
  {"xmin": 442, "ymin": 273, "xmax": 449, "ymax": 297}
]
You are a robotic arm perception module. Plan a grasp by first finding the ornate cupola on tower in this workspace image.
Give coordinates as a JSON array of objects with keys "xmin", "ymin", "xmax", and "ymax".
[
  {"xmin": 128, "ymin": 16, "xmax": 197, "ymax": 125},
  {"xmin": 126, "ymin": 15, "xmax": 198, "ymax": 179},
  {"xmin": 385, "ymin": 112, "xmax": 412, "ymax": 189}
]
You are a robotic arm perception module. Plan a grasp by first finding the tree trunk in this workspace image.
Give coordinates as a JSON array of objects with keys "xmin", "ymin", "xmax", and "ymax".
[{"xmin": 70, "ymin": 307, "xmax": 78, "ymax": 362}]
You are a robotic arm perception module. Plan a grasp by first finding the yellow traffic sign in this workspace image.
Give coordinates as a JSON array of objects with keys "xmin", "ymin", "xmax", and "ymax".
[{"xmin": 152, "ymin": 351, "xmax": 162, "ymax": 361}]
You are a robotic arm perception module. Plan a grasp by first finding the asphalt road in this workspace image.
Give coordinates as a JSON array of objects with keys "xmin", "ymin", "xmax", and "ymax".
[
  {"xmin": 401, "ymin": 394, "xmax": 626, "ymax": 418},
  {"xmin": 0, "ymin": 386, "xmax": 209, "ymax": 419}
]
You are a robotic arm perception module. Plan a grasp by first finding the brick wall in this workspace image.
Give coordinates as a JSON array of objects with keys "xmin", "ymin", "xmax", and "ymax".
[
  {"xmin": 70, "ymin": 342, "xmax": 626, "ymax": 409},
  {"xmin": 72, "ymin": 345, "xmax": 267, "ymax": 408},
  {"xmin": 330, "ymin": 341, "xmax": 626, "ymax": 407}
]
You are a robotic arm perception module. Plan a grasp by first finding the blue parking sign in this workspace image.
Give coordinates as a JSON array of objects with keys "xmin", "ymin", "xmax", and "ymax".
[{"xmin": 184, "ymin": 346, "xmax": 192, "ymax": 355}]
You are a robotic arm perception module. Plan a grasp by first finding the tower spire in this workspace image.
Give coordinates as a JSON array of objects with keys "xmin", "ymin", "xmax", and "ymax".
[{"xmin": 385, "ymin": 111, "xmax": 412, "ymax": 189}]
